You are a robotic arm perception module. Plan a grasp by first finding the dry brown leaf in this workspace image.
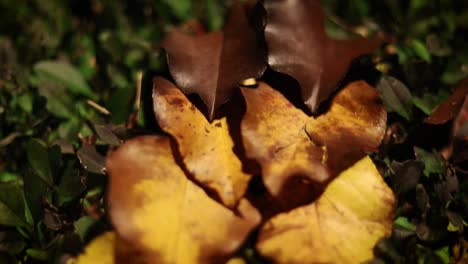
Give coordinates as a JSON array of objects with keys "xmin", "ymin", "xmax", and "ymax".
[
  {"xmin": 256, "ymin": 156, "xmax": 395, "ymax": 264},
  {"xmin": 425, "ymin": 78, "xmax": 468, "ymax": 125},
  {"xmin": 241, "ymin": 81, "xmax": 386, "ymax": 203},
  {"xmin": 106, "ymin": 136, "xmax": 260, "ymax": 264},
  {"xmin": 264, "ymin": 0, "xmax": 389, "ymax": 112},
  {"xmin": 161, "ymin": 2, "xmax": 266, "ymax": 120},
  {"xmin": 153, "ymin": 77, "xmax": 252, "ymax": 208}
]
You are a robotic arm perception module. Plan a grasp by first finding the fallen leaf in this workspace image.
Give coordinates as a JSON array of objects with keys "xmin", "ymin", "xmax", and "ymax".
[
  {"xmin": 75, "ymin": 232, "xmax": 115, "ymax": 264},
  {"xmin": 161, "ymin": 2, "xmax": 266, "ymax": 120},
  {"xmin": 256, "ymin": 156, "xmax": 395, "ymax": 264},
  {"xmin": 106, "ymin": 136, "xmax": 260, "ymax": 263},
  {"xmin": 263, "ymin": 0, "xmax": 388, "ymax": 112},
  {"xmin": 425, "ymin": 78, "xmax": 468, "ymax": 124},
  {"xmin": 241, "ymin": 81, "xmax": 386, "ymax": 203},
  {"xmin": 451, "ymin": 97, "xmax": 468, "ymax": 167},
  {"xmin": 153, "ymin": 77, "xmax": 252, "ymax": 208}
]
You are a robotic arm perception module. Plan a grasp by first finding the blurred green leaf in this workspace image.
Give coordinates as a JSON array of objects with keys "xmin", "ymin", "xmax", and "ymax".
[
  {"xmin": 434, "ymin": 246, "xmax": 450, "ymax": 264},
  {"xmin": 74, "ymin": 216, "xmax": 99, "ymax": 242},
  {"xmin": 163, "ymin": 0, "xmax": 192, "ymax": 20},
  {"xmin": 34, "ymin": 61, "xmax": 96, "ymax": 99},
  {"xmin": 26, "ymin": 248, "xmax": 48, "ymax": 261},
  {"xmin": 26, "ymin": 139, "xmax": 53, "ymax": 186},
  {"xmin": 22, "ymin": 169, "xmax": 48, "ymax": 223},
  {"xmin": 37, "ymin": 81, "xmax": 75, "ymax": 119},
  {"xmin": 17, "ymin": 93, "xmax": 33, "ymax": 114},
  {"xmin": 414, "ymin": 147, "xmax": 446, "ymax": 177},
  {"xmin": 394, "ymin": 216, "xmax": 416, "ymax": 231},
  {"xmin": 0, "ymin": 181, "xmax": 27, "ymax": 227},
  {"xmin": 204, "ymin": 0, "xmax": 225, "ymax": 31},
  {"xmin": 409, "ymin": 39, "xmax": 431, "ymax": 63},
  {"xmin": 57, "ymin": 161, "xmax": 85, "ymax": 206}
]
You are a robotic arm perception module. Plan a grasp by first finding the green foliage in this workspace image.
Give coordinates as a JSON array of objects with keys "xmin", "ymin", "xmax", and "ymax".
[{"xmin": 0, "ymin": 0, "xmax": 466, "ymax": 263}]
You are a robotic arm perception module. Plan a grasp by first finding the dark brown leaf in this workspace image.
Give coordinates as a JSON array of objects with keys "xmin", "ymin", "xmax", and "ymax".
[
  {"xmin": 161, "ymin": 2, "xmax": 266, "ymax": 120},
  {"xmin": 391, "ymin": 160, "xmax": 424, "ymax": 196},
  {"xmin": 264, "ymin": 0, "xmax": 389, "ymax": 112},
  {"xmin": 426, "ymin": 78, "xmax": 468, "ymax": 125}
]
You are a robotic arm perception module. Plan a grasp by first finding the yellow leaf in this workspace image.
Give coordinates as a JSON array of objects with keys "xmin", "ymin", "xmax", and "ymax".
[
  {"xmin": 75, "ymin": 232, "xmax": 115, "ymax": 264},
  {"xmin": 106, "ymin": 136, "xmax": 261, "ymax": 264},
  {"xmin": 241, "ymin": 81, "xmax": 386, "ymax": 205},
  {"xmin": 153, "ymin": 77, "xmax": 252, "ymax": 208},
  {"xmin": 256, "ymin": 156, "xmax": 395, "ymax": 264}
]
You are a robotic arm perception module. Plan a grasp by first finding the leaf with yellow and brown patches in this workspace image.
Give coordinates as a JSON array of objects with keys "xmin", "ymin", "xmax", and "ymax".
[
  {"xmin": 305, "ymin": 80, "xmax": 387, "ymax": 174},
  {"xmin": 256, "ymin": 156, "xmax": 395, "ymax": 264},
  {"xmin": 241, "ymin": 81, "xmax": 386, "ymax": 205},
  {"xmin": 153, "ymin": 77, "xmax": 252, "ymax": 208},
  {"xmin": 106, "ymin": 136, "xmax": 261, "ymax": 264}
]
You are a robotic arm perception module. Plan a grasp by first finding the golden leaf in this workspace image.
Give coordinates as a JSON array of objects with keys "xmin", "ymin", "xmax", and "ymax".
[
  {"xmin": 75, "ymin": 232, "xmax": 115, "ymax": 264},
  {"xmin": 153, "ymin": 77, "xmax": 252, "ymax": 208},
  {"xmin": 241, "ymin": 81, "xmax": 386, "ymax": 204},
  {"xmin": 256, "ymin": 156, "xmax": 395, "ymax": 264},
  {"xmin": 106, "ymin": 136, "xmax": 260, "ymax": 264}
]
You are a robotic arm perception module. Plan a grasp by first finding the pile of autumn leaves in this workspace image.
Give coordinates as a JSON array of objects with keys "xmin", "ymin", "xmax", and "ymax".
[{"xmin": 76, "ymin": 1, "xmax": 397, "ymax": 263}]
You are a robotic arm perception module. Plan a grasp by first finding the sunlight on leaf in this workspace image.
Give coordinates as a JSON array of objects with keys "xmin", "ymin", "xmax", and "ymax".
[
  {"xmin": 106, "ymin": 136, "xmax": 260, "ymax": 263},
  {"xmin": 75, "ymin": 232, "xmax": 115, "ymax": 264},
  {"xmin": 241, "ymin": 81, "xmax": 386, "ymax": 205},
  {"xmin": 256, "ymin": 156, "xmax": 395, "ymax": 264},
  {"xmin": 153, "ymin": 77, "xmax": 251, "ymax": 208}
]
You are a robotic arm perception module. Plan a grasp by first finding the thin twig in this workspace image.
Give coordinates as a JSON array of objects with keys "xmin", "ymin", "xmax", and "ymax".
[
  {"xmin": 86, "ymin": 100, "xmax": 111, "ymax": 115},
  {"xmin": 134, "ymin": 71, "xmax": 143, "ymax": 111}
]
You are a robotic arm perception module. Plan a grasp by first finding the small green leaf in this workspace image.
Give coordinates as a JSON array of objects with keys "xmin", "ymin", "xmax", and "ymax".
[
  {"xmin": 74, "ymin": 216, "xmax": 99, "ymax": 241},
  {"xmin": 414, "ymin": 147, "xmax": 446, "ymax": 177},
  {"xmin": 0, "ymin": 181, "xmax": 27, "ymax": 227},
  {"xmin": 434, "ymin": 246, "xmax": 450, "ymax": 264},
  {"xmin": 409, "ymin": 39, "xmax": 431, "ymax": 62},
  {"xmin": 23, "ymin": 169, "xmax": 48, "ymax": 223},
  {"xmin": 394, "ymin": 216, "xmax": 416, "ymax": 231},
  {"xmin": 57, "ymin": 161, "xmax": 85, "ymax": 206},
  {"xmin": 26, "ymin": 248, "xmax": 48, "ymax": 261},
  {"xmin": 26, "ymin": 139, "xmax": 53, "ymax": 186},
  {"xmin": 17, "ymin": 93, "xmax": 33, "ymax": 113},
  {"xmin": 34, "ymin": 60, "xmax": 96, "ymax": 99},
  {"xmin": 37, "ymin": 81, "xmax": 75, "ymax": 119},
  {"xmin": 163, "ymin": 0, "xmax": 192, "ymax": 20},
  {"xmin": 0, "ymin": 172, "xmax": 19, "ymax": 182}
]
